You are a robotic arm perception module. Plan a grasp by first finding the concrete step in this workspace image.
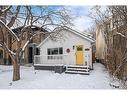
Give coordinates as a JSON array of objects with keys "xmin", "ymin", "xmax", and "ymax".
[
  {"xmin": 66, "ymin": 65, "xmax": 89, "ymax": 69},
  {"xmin": 65, "ymin": 70, "xmax": 89, "ymax": 75},
  {"xmin": 66, "ymin": 68, "xmax": 89, "ymax": 72},
  {"xmin": 65, "ymin": 65, "xmax": 90, "ymax": 75}
]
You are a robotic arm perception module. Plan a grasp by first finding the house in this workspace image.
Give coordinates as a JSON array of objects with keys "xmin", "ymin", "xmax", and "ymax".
[
  {"xmin": 95, "ymin": 14, "xmax": 127, "ymax": 80},
  {"xmin": 0, "ymin": 26, "xmax": 50, "ymax": 65},
  {"xmin": 34, "ymin": 27, "xmax": 95, "ymax": 74},
  {"xmin": 95, "ymin": 24, "xmax": 107, "ymax": 64},
  {"xmin": 95, "ymin": 18, "xmax": 112, "ymax": 64},
  {"xmin": 0, "ymin": 26, "xmax": 12, "ymax": 65}
]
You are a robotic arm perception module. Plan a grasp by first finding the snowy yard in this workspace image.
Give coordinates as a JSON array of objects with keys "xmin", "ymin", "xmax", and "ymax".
[{"xmin": 0, "ymin": 63, "xmax": 114, "ymax": 89}]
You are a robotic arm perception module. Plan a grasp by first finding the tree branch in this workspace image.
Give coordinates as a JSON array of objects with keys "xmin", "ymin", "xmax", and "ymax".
[
  {"xmin": 7, "ymin": 6, "xmax": 20, "ymax": 28},
  {"xmin": 0, "ymin": 20, "xmax": 20, "ymax": 41},
  {"xmin": 1, "ymin": 6, "xmax": 12, "ymax": 13}
]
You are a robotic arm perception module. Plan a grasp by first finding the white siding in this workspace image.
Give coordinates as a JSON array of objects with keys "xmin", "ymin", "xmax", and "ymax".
[{"xmin": 39, "ymin": 30, "xmax": 92, "ymax": 68}]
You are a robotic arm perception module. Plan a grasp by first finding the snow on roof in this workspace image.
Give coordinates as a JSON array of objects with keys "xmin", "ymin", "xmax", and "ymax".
[{"xmin": 12, "ymin": 25, "xmax": 48, "ymax": 34}]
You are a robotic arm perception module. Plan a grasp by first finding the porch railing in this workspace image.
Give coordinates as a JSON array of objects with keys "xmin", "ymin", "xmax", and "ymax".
[
  {"xmin": 34, "ymin": 54, "xmax": 74, "ymax": 65},
  {"xmin": 34, "ymin": 53, "xmax": 90, "ymax": 67}
]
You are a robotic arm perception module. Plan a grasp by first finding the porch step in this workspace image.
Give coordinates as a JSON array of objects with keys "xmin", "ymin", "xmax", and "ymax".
[
  {"xmin": 66, "ymin": 68, "xmax": 89, "ymax": 72},
  {"xmin": 65, "ymin": 65, "xmax": 90, "ymax": 75},
  {"xmin": 67, "ymin": 66, "xmax": 89, "ymax": 69},
  {"xmin": 65, "ymin": 70, "xmax": 89, "ymax": 75}
]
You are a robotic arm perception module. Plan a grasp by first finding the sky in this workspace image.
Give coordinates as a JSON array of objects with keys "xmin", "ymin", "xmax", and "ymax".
[
  {"xmin": 11, "ymin": 6, "xmax": 94, "ymax": 32},
  {"xmin": 65, "ymin": 6, "xmax": 94, "ymax": 32},
  {"xmin": 37, "ymin": 6, "xmax": 94, "ymax": 32}
]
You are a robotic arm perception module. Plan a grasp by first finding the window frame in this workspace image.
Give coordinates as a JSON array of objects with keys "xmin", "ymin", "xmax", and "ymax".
[
  {"xmin": 47, "ymin": 47, "xmax": 63, "ymax": 55},
  {"xmin": 47, "ymin": 47, "xmax": 63, "ymax": 60}
]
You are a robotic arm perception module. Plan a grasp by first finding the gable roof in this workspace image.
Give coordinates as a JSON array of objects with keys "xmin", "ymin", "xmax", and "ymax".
[
  {"xmin": 38, "ymin": 26, "xmax": 95, "ymax": 47},
  {"xmin": 66, "ymin": 27, "xmax": 95, "ymax": 42}
]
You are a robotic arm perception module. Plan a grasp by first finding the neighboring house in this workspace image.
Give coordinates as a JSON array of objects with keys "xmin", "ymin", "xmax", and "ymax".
[
  {"xmin": 96, "ymin": 24, "xmax": 106, "ymax": 63},
  {"xmin": 0, "ymin": 26, "xmax": 50, "ymax": 65},
  {"xmin": 95, "ymin": 18, "xmax": 112, "ymax": 64},
  {"xmin": 95, "ymin": 15, "xmax": 127, "ymax": 80},
  {"xmin": 0, "ymin": 28, "xmax": 12, "ymax": 65},
  {"xmin": 34, "ymin": 27, "xmax": 95, "ymax": 74}
]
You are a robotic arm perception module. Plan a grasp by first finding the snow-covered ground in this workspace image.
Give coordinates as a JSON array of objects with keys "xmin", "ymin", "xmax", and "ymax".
[{"xmin": 0, "ymin": 63, "xmax": 114, "ymax": 89}]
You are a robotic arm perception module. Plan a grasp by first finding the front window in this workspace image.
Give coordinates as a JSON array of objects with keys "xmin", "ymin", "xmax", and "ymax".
[
  {"xmin": 47, "ymin": 47, "xmax": 63, "ymax": 55},
  {"xmin": 59, "ymin": 47, "xmax": 63, "ymax": 54},
  {"xmin": 47, "ymin": 47, "xmax": 63, "ymax": 60}
]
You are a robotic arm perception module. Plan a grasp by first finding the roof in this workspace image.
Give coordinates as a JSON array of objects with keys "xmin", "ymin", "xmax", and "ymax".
[
  {"xmin": 12, "ymin": 25, "xmax": 48, "ymax": 34},
  {"xmin": 38, "ymin": 26, "xmax": 95, "ymax": 47}
]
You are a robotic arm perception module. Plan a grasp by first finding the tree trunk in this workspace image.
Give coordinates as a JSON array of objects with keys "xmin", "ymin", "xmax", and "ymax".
[
  {"xmin": 12, "ymin": 41, "xmax": 21, "ymax": 81},
  {"xmin": 13, "ymin": 63, "xmax": 20, "ymax": 81}
]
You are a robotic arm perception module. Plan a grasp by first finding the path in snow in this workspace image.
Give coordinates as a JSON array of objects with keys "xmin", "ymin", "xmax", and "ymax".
[{"xmin": 0, "ymin": 63, "xmax": 113, "ymax": 89}]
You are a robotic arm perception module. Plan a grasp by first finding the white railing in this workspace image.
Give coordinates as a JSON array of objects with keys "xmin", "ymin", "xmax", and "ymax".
[
  {"xmin": 34, "ymin": 53, "xmax": 90, "ymax": 67},
  {"xmin": 34, "ymin": 54, "xmax": 74, "ymax": 65}
]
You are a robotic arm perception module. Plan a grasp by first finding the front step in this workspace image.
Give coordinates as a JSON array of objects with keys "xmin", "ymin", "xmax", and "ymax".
[
  {"xmin": 65, "ymin": 70, "xmax": 89, "ymax": 75},
  {"xmin": 67, "ymin": 68, "xmax": 89, "ymax": 72},
  {"xmin": 65, "ymin": 65, "xmax": 90, "ymax": 75}
]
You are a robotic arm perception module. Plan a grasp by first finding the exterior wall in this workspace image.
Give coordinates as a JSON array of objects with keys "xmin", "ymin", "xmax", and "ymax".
[
  {"xmin": 2, "ymin": 29, "xmax": 49, "ymax": 65},
  {"xmin": 0, "ymin": 30, "xmax": 12, "ymax": 65},
  {"xmin": 39, "ymin": 30, "xmax": 93, "ymax": 68},
  {"xmin": 96, "ymin": 18, "xmax": 112, "ymax": 63},
  {"xmin": 96, "ymin": 25, "xmax": 106, "ymax": 61}
]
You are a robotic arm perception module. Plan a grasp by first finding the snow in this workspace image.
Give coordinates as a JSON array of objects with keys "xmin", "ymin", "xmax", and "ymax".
[
  {"xmin": 0, "ymin": 63, "xmax": 114, "ymax": 89},
  {"xmin": 116, "ymin": 32, "xmax": 126, "ymax": 38},
  {"xmin": 34, "ymin": 64, "xmax": 64, "ymax": 66}
]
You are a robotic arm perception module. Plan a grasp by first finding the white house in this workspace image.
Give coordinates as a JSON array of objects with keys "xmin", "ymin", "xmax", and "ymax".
[{"xmin": 34, "ymin": 27, "xmax": 95, "ymax": 74}]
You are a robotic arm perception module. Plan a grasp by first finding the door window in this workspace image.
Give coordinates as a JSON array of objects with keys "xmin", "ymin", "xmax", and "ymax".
[{"xmin": 77, "ymin": 46, "xmax": 83, "ymax": 51}]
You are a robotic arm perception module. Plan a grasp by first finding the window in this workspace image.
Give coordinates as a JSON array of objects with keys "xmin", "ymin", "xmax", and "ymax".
[
  {"xmin": 36, "ymin": 48, "xmax": 40, "ymax": 55},
  {"xmin": 77, "ymin": 46, "xmax": 83, "ymax": 51},
  {"xmin": 53, "ymin": 48, "xmax": 58, "ymax": 55},
  {"xmin": 47, "ymin": 47, "xmax": 63, "ymax": 60},
  {"xmin": 47, "ymin": 47, "xmax": 63, "ymax": 55},
  {"xmin": 47, "ymin": 49, "xmax": 51, "ymax": 55},
  {"xmin": 59, "ymin": 47, "xmax": 63, "ymax": 54}
]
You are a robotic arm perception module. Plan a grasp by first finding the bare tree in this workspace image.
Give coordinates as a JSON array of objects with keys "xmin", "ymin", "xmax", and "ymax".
[
  {"xmin": 88, "ymin": 6, "xmax": 111, "ymax": 65},
  {"xmin": 89, "ymin": 5, "xmax": 127, "ymax": 88},
  {"xmin": 86, "ymin": 25, "xmax": 96, "ymax": 39},
  {"xmin": 0, "ymin": 6, "xmax": 72, "ymax": 81},
  {"xmin": 108, "ymin": 6, "xmax": 127, "ymax": 88}
]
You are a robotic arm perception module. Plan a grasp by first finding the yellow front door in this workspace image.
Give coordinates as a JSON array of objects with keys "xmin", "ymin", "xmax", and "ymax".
[{"xmin": 76, "ymin": 45, "xmax": 84, "ymax": 65}]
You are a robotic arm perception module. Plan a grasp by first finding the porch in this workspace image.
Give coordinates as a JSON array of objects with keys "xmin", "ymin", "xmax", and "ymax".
[{"xmin": 34, "ymin": 54, "xmax": 90, "ymax": 74}]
